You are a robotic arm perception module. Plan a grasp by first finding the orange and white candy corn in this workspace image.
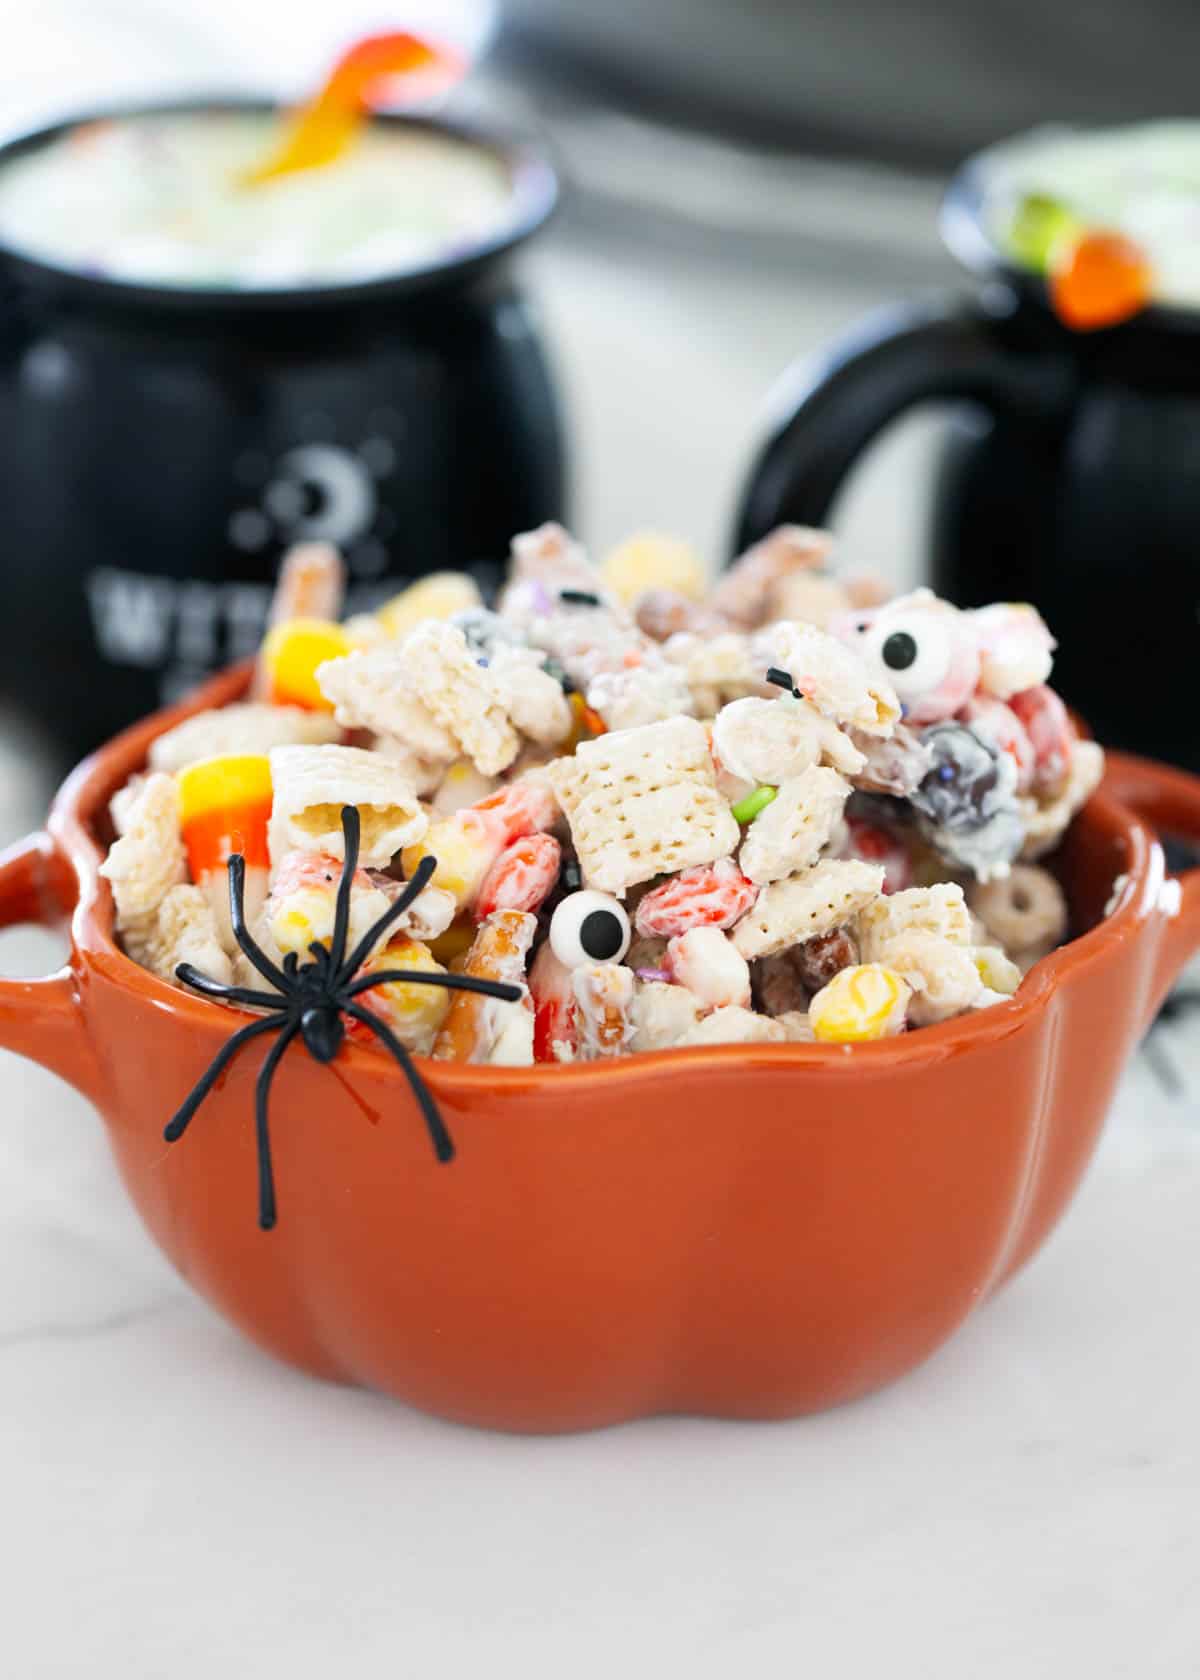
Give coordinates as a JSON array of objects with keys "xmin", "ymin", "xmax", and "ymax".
[{"xmin": 177, "ymin": 752, "xmax": 273, "ymax": 929}]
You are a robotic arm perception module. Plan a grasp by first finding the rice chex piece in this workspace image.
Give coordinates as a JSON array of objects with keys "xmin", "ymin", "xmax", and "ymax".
[
  {"xmin": 739, "ymin": 765, "xmax": 850, "ymax": 885},
  {"xmin": 857, "ymin": 883, "xmax": 972, "ymax": 961},
  {"xmin": 731, "ymin": 858, "xmax": 885, "ymax": 960},
  {"xmin": 547, "ymin": 715, "xmax": 739, "ymax": 895},
  {"xmin": 268, "ymin": 744, "xmax": 426, "ymax": 868}
]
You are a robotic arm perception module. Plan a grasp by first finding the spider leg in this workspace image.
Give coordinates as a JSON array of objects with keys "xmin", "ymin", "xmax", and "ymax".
[
  {"xmin": 344, "ymin": 968, "xmax": 522, "ymax": 1004},
  {"xmin": 328, "ymin": 805, "xmax": 362, "ymax": 974},
  {"xmin": 164, "ymin": 1012, "xmax": 284, "ymax": 1142},
  {"xmin": 227, "ymin": 853, "xmax": 293, "ymax": 993},
  {"xmin": 175, "ymin": 963, "xmax": 289, "ymax": 1012},
  {"xmin": 335, "ymin": 853, "xmax": 438, "ymax": 986},
  {"xmin": 254, "ymin": 1017, "xmax": 301, "ymax": 1231},
  {"xmin": 343, "ymin": 1001, "xmax": 455, "ymax": 1163}
]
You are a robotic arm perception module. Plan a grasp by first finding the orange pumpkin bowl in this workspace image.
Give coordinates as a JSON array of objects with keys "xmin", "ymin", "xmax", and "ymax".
[{"xmin": 2, "ymin": 666, "xmax": 1199, "ymax": 1433}]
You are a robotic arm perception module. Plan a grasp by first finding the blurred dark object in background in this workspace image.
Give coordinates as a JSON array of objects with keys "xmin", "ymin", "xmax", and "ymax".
[
  {"xmin": 498, "ymin": 0, "xmax": 1199, "ymax": 165},
  {"xmin": 0, "ymin": 106, "xmax": 562, "ymax": 771},
  {"xmin": 735, "ymin": 152, "xmax": 1200, "ymax": 775}
]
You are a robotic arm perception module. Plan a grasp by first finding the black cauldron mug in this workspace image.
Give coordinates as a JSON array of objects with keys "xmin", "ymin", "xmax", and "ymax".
[
  {"xmin": 0, "ymin": 102, "xmax": 564, "ymax": 768},
  {"xmin": 734, "ymin": 142, "xmax": 1200, "ymax": 774}
]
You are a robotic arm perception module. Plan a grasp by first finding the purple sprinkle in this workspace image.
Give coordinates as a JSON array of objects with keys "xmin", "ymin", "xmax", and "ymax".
[
  {"xmin": 530, "ymin": 580, "xmax": 551, "ymax": 613},
  {"xmin": 636, "ymin": 967, "xmax": 671, "ymax": 983}
]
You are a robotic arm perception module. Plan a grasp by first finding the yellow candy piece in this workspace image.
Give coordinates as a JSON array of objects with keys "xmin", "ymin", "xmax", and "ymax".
[
  {"xmin": 260, "ymin": 618, "xmax": 352, "ymax": 711},
  {"xmin": 270, "ymin": 887, "xmax": 339, "ymax": 957},
  {"xmin": 376, "ymin": 572, "xmax": 481, "ymax": 640},
  {"xmin": 809, "ymin": 963, "xmax": 911, "ymax": 1044},
  {"xmin": 177, "ymin": 753, "xmax": 272, "ymax": 826},
  {"xmin": 401, "ymin": 816, "xmax": 492, "ymax": 910},
  {"xmin": 359, "ymin": 936, "xmax": 450, "ymax": 1041},
  {"xmin": 600, "ymin": 531, "xmax": 707, "ymax": 605}
]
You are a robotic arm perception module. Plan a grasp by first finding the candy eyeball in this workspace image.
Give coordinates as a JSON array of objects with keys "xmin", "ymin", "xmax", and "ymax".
[
  {"xmin": 851, "ymin": 591, "xmax": 980, "ymax": 725},
  {"xmin": 549, "ymin": 890, "xmax": 631, "ymax": 968}
]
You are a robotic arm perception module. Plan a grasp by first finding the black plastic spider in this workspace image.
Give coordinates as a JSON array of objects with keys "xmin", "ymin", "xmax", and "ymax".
[{"xmin": 164, "ymin": 805, "xmax": 522, "ymax": 1231}]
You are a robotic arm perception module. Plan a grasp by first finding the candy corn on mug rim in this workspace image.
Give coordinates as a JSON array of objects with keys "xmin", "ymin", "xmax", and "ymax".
[
  {"xmin": 0, "ymin": 99, "xmax": 558, "ymax": 313},
  {"xmin": 2, "ymin": 663, "xmax": 1200, "ymax": 1431},
  {"xmin": 7, "ymin": 659, "xmax": 1200, "ymax": 1084}
]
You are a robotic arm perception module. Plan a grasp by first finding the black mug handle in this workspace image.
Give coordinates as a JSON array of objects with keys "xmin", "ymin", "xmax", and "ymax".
[{"xmin": 732, "ymin": 291, "xmax": 1076, "ymax": 552}]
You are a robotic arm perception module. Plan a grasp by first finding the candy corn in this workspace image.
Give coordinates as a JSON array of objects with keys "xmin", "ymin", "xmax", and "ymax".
[
  {"xmin": 258, "ymin": 617, "xmax": 353, "ymax": 710},
  {"xmin": 177, "ymin": 753, "xmax": 273, "ymax": 931}
]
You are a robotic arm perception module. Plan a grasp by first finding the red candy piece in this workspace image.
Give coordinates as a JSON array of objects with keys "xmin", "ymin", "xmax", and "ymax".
[
  {"xmin": 529, "ymin": 942, "xmax": 577, "ymax": 1063},
  {"xmin": 471, "ymin": 780, "xmax": 559, "ymax": 848},
  {"xmin": 634, "ymin": 859, "xmax": 758, "ymax": 940},
  {"xmin": 842, "ymin": 817, "xmax": 912, "ymax": 895},
  {"xmin": 1009, "ymin": 685, "xmax": 1074, "ymax": 797},
  {"xmin": 475, "ymin": 833, "xmax": 562, "ymax": 920}
]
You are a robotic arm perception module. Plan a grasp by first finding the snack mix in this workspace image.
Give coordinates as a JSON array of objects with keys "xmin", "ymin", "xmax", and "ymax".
[{"xmin": 102, "ymin": 526, "xmax": 1101, "ymax": 1061}]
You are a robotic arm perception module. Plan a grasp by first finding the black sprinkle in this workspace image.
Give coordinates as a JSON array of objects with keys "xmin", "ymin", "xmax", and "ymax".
[
  {"xmin": 766, "ymin": 667, "xmax": 797, "ymax": 694},
  {"xmin": 560, "ymin": 589, "xmax": 602, "ymax": 607}
]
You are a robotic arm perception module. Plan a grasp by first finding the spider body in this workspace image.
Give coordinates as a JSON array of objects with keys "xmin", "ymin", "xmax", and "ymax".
[{"xmin": 164, "ymin": 805, "xmax": 522, "ymax": 1230}]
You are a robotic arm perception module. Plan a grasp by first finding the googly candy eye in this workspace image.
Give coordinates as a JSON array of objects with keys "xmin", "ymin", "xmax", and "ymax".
[
  {"xmin": 855, "ymin": 592, "xmax": 980, "ymax": 725},
  {"xmin": 549, "ymin": 890, "xmax": 631, "ymax": 968}
]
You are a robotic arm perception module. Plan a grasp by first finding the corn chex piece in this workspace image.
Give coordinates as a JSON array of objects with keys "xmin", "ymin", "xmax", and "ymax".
[
  {"xmin": 731, "ymin": 859, "xmax": 885, "ymax": 960},
  {"xmin": 268, "ymin": 744, "xmax": 426, "ymax": 868},
  {"xmin": 753, "ymin": 620, "xmax": 900, "ymax": 735},
  {"xmin": 149, "ymin": 703, "xmax": 339, "ymax": 774},
  {"xmin": 548, "ymin": 715, "xmax": 740, "ymax": 896},
  {"xmin": 317, "ymin": 644, "xmax": 457, "ymax": 763},
  {"xmin": 676, "ymin": 1006, "xmax": 786, "ymax": 1047},
  {"xmin": 739, "ymin": 765, "xmax": 850, "ymax": 886},
  {"xmin": 399, "ymin": 621, "xmax": 520, "ymax": 776},
  {"xmin": 99, "ymin": 772, "xmax": 186, "ymax": 924},
  {"xmin": 857, "ymin": 883, "xmax": 972, "ymax": 962}
]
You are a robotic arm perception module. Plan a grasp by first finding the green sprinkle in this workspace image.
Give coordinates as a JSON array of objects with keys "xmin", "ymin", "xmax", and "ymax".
[{"xmin": 732, "ymin": 785, "xmax": 778, "ymax": 824}]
